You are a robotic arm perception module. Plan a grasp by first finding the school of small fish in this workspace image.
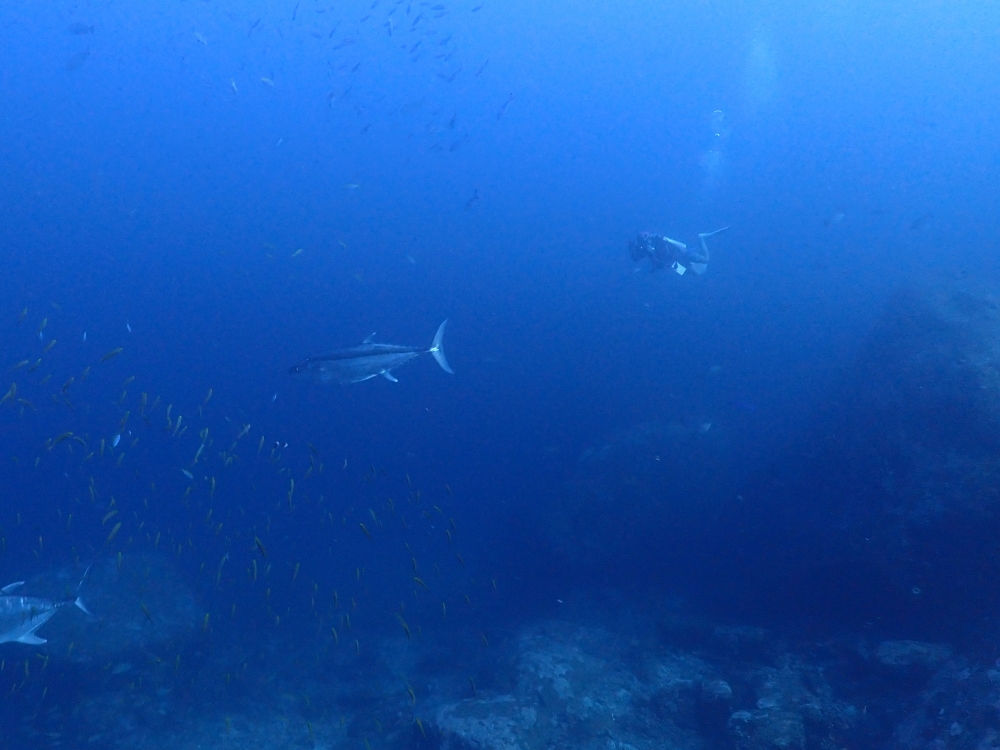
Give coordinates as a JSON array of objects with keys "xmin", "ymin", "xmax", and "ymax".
[
  {"xmin": 0, "ymin": 304, "xmax": 491, "ymax": 742},
  {"xmin": 63, "ymin": 0, "xmax": 501, "ymax": 208},
  {"xmin": 7, "ymin": 1, "xmax": 512, "ymax": 740}
]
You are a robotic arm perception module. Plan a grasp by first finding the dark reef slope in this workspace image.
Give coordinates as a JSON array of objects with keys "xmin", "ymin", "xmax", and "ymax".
[{"xmin": 709, "ymin": 280, "xmax": 1000, "ymax": 633}]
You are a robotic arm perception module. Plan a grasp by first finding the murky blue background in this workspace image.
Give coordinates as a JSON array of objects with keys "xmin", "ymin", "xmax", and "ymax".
[{"xmin": 2, "ymin": 0, "xmax": 1000, "ymax": 747}]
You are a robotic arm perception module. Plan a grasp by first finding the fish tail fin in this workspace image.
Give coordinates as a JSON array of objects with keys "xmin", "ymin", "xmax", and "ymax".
[
  {"xmin": 72, "ymin": 564, "xmax": 93, "ymax": 615},
  {"xmin": 430, "ymin": 319, "xmax": 453, "ymax": 374}
]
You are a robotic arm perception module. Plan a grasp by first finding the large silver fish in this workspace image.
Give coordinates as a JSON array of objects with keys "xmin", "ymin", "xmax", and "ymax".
[
  {"xmin": 289, "ymin": 319, "xmax": 453, "ymax": 384},
  {"xmin": 0, "ymin": 581, "xmax": 89, "ymax": 646}
]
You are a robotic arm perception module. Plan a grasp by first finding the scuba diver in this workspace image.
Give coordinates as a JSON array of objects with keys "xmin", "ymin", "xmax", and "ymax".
[{"xmin": 630, "ymin": 227, "xmax": 730, "ymax": 276}]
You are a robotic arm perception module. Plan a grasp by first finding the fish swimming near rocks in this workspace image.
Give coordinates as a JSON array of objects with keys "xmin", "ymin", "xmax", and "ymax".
[
  {"xmin": 289, "ymin": 320, "xmax": 453, "ymax": 384},
  {"xmin": 0, "ymin": 581, "xmax": 89, "ymax": 646}
]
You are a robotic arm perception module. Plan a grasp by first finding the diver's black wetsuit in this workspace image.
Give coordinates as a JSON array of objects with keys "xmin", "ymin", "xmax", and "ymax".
[{"xmin": 630, "ymin": 232, "xmax": 710, "ymax": 274}]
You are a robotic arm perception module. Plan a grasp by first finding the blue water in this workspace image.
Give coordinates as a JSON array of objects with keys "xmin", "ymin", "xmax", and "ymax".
[{"xmin": 2, "ymin": 1, "xmax": 1000, "ymax": 748}]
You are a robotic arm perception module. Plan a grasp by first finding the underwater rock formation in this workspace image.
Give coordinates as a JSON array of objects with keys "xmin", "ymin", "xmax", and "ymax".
[
  {"xmin": 710, "ymin": 280, "xmax": 1000, "ymax": 629},
  {"xmin": 889, "ymin": 653, "xmax": 1000, "ymax": 750},
  {"xmin": 432, "ymin": 620, "xmax": 858, "ymax": 750},
  {"xmin": 16, "ymin": 606, "xmax": 990, "ymax": 750},
  {"xmin": 876, "ymin": 640, "xmax": 953, "ymax": 668}
]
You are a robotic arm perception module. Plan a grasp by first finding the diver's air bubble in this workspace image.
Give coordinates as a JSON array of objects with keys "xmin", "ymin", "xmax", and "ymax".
[{"xmin": 711, "ymin": 110, "xmax": 725, "ymax": 138}]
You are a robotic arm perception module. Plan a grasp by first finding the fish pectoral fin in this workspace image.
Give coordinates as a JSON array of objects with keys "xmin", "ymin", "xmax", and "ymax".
[
  {"xmin": 1, "ymin": 581, "xmax": 25, "ymax": 594},
  {"xmin": 16, "ymin": 633, "xmax": 46, "ymax": 645},
  {"xmin": 363, "ymin": 332, "xmax": 377, "ymax": 344},
  {"xmin": 381, "ymin": 371, "xmax": 398, "ymax": 383}
]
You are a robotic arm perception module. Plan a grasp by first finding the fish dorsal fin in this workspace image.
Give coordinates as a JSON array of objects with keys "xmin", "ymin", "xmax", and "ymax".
[
  {"xmin": 363, "ymin": 333, "xmax": 376, "ymax": 344},
  {"xmin": 17, "ymin": 633, "xmax": 46, "ymax": 645},
  {"xmin": 1, "ymin": 582, "xmax": 24, "ymax": 594}
]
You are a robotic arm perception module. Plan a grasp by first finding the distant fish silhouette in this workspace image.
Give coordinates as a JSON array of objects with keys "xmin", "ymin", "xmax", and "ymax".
[
  {"xmin": 66, "ymin": 48, "xmax": 90, "ymax": 71},
  {"xmin": 68, "ymin": 22, "xmax": 94, "ymax": 35},
  {"xmin": 497, "ymin": 92, "xmax": 514, "ymax": 121},
  {"xmin": 823, "ymin": 211, "xmax": 845, "ymax": 228}
]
